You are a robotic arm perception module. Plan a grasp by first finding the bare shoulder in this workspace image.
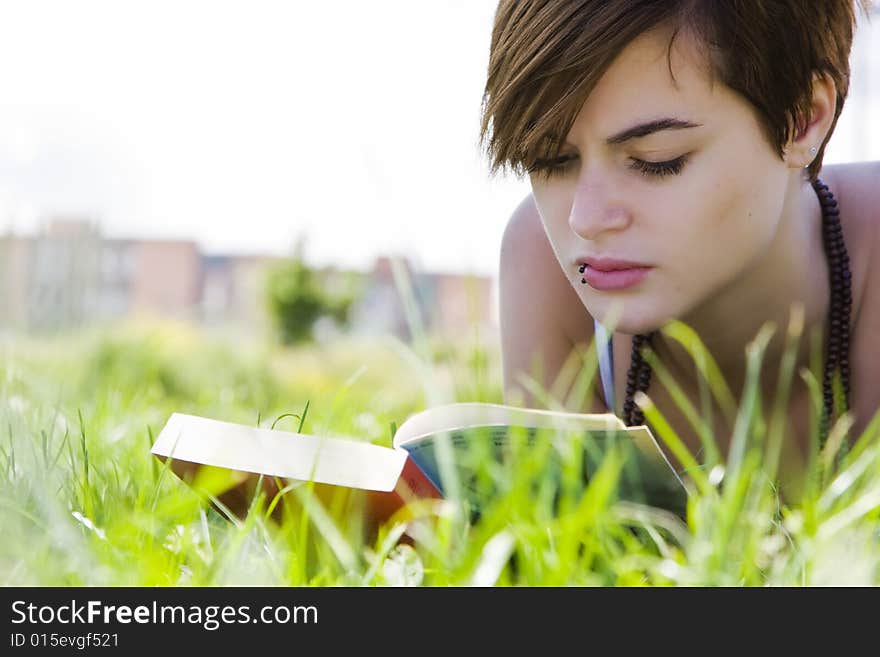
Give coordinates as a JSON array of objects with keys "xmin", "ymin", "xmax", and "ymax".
[
  {"xmin": 819, "ymin": 161, "xmax": 880, "ymax": 314},
  {"xmin": 819, "ymin": 160, "xmax": 880, "ymax": 238},
  {"xmin": 500, "ymin": 193, "xmax": 595, "ymax": 346},
  {"xmin": 499, "ymin": 193, "xmax": 601, "ymax": 410},
  {"xmin": 820, "ymin": 161, "xmax": 880, "ymax": 428}
]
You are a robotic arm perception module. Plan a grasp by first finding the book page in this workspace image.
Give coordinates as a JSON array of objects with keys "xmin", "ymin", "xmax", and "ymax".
[
  {"xmin": 151, "ymin": 413, "xmax": 408, "ymax": 492},
  {"xmin": 392, "ymin": 402, "xmax": 625, "ymax": 448},
  {"xmin": 393, "ymin": 408, "xmax": 688, "ymax": 517}
]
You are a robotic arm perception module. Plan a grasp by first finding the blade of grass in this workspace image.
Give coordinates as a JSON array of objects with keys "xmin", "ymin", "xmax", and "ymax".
[
  {"xmin": 726, "ymin": 323, "xmax": 775, "ymax": 487},
  {"xmin": 842, "ymin": 406, "xmax": 880, "ymax": 466},
  {"xmin": 292, "ymin": 485, "xmax": 357, "ymax": 573},
  {"xmin": 818, "ymin": 441, "xmax": 879, "ymax": 514},
  {"xmin": 798, "ymin": 366, "xmax": 824, "ymax": 503},
  {"xmin": 634, "ymin": 391, "xmax": 710, "ymax": 496},
  {"xmin": 146, "ymin": 426, "xmax": 159, "ymax": 485},
  {"xmin": 360, "ymin": 522, "xmax": 409, "ymax": 584},
  {"xmin": 77, "ymin": 409, "xmax": 93, "ymax": 519},
  {"xmin": 819, "ymin": 412, "xmax": 855, "ymax": 479},
  {"xmin": 297, "ymin": 400, "xmax": 310, "ymax": 432},
  {"xmin": 661, "ymin": 320, "xmax": 737, "ymax": 424},
  {"xmin": 817, "ymin": 487, "xmax": 880, "ymax": 541},
  {"xmin": 388, "ymin": 256, "xmax": 463, "ymax": 504},
  {"xmin": 764, "ymin": 304, "xmax": 805, "ymax": 483},
  {"xmin": 270, "ymin": 413, "xmax": 302, "ymax": 431},
  {"xmin": 554, "ymin": 342, "xmax": 596, "ymax": 411},
  {"xmin": 642, "ymin": 348, "xmax": 721, "ymax": 467},
  {"xmin": 6, "ymin": 418, "xmax": 15, "ymax": 480},
  {"xmin": 563, "ymin": 300, "xmax": 624, "ymax": 413}
]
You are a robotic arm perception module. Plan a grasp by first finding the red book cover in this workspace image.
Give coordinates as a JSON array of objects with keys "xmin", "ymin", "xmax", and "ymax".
[{"xmin": 364, "ymin": 456, "xmax": 443, "ymax": 527}]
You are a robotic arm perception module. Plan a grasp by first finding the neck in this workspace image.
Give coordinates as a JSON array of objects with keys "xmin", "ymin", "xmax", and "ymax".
[{"xmin": 653, "ymin": 174, "xmax": 830, "ymax": 404}]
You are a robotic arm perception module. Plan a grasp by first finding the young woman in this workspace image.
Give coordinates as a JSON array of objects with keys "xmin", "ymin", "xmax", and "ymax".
[{"xmin": 482, "ymin": 1, "xmax": 878, "ymax": 497}]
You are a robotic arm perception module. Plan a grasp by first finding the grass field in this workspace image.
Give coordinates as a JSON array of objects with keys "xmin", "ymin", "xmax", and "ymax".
[{"xmin": 2, "ymin": 313, "xmax": 879, "ymax": 586}]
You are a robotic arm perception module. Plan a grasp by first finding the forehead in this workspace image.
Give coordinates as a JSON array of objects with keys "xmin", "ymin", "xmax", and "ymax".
[{"xmin": 565, "ymin": 25, "xmax": 724, "ymax": 142}]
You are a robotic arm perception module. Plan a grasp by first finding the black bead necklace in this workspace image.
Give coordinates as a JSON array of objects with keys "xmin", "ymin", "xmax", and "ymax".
[{"xmin": 581, "ymin": 178, "xmax": 852, "ymax": 449}]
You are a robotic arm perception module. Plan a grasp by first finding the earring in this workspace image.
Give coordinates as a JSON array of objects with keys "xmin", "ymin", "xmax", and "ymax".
[{"xmin": 810, "ymin": 146, "xmax": 818, "ymax": 156}]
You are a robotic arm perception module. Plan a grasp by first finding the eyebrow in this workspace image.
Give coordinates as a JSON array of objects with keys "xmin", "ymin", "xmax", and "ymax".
[
  {"xmin": 606, "ymin": 117, "xmax": 702, "ymax": 144},
  {"xmin": 557, "ymin": 117, "xmax": 702, "ymax": 147}
]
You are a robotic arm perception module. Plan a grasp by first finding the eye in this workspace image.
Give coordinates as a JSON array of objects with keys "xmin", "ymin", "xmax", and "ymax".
[
  {"xmin": 527, "ymin": 155, "xmax": 577, "ymax": 180},
  {"xmin": 628, "ymin": 155, "xmax": 688, "ymax": 178},
  {"xmin": 529, "ymin": 154, "xmax": 690, "ymax": 180}
]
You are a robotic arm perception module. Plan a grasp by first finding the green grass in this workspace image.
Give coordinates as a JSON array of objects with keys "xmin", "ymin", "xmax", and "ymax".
[{"xmin": 2, "ymin": 298, "xmax": 879, "ymax": 586}]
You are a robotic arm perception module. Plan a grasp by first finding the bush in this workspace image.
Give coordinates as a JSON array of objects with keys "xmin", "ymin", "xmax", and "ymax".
[{"xmin": 265, "ymin": 243, "xmax": 362, "ymax": 345}]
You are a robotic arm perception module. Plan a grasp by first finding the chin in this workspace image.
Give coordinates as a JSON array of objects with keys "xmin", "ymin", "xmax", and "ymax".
[
  {"xmin": 611, "ymin": 317, "xmax": 666, "ymax": 336},
  {"xmin": 587, "ymin": 297, "xmax": 671, "ymax": 336}
]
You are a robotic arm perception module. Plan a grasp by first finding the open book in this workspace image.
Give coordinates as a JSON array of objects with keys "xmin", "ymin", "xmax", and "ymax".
[{"xmin": 150, "ymin": 402, "xmax": 689, "ymax": 527}]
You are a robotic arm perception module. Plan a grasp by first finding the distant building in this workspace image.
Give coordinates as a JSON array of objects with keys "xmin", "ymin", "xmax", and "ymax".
[
  {"xmin": 427, "ymin": 271, "xmax": 495, "ymax": 338},
  {"xmin": 349, "ymin": 255, "xmax": 418, "ymax": 339},
  {"xmin": 201, "ymin": 253, "xmax": 278, "ymax": 334},
  {"xmin": 0, "ymin": 231, "xmax": 31, "ymax": 329},
  {"xmin": 0, "ymin": 220, "xmax": 498, "ymax": 339},
  {"xmin": 1, "ymin": 220, "xmax": 202, "ymax": 331},
  {"xmin": 2, "ymin": 219, "xmax": 104, "ymax": 331},
  {"xmin": 347, "ymin": 255, "xmax": 495, "ymax": 340},
  {"xmin": 128, "ymin": 240, "xmax": 201, "ymax": 320}
]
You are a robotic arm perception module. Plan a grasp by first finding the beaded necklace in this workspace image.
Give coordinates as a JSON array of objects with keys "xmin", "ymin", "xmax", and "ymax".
[{"xmin": 613, "ymin": 179, "xmax": 851, "ymax": 449}]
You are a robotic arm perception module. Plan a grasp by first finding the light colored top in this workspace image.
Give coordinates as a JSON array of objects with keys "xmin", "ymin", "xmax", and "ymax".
[{"xmin": 594, "ymin": 319, "xmax": 616, "ymax": 414}]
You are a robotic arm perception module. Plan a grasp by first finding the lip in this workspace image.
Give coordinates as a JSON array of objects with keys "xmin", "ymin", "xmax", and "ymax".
[
  {"xmin": 577, "ymin": 257, "xmax": 651, "ymax": 271},
  {"xmin": 576, "ymin": 257, "xmax": 653, "ymax": 291}
]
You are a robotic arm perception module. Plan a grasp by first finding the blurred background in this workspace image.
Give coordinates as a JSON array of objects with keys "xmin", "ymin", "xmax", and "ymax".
[
  {"xmin": 0, "ymin": 0, "xmax": 877, "ymax": 344},
  {"xmin": 0, "ymin": 2, "xmax": 876, "ymax": 589}
]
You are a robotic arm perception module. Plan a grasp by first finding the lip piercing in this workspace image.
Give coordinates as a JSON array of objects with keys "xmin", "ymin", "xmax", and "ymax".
[{"xmin": 578, "ymin": 263, "xmax": 586, "ymax": 283}]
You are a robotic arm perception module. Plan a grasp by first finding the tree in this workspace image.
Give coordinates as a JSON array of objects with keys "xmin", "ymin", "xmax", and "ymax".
[{"xmin": 264, "ymin": 240, "xmax": 361, "ymax": 345}]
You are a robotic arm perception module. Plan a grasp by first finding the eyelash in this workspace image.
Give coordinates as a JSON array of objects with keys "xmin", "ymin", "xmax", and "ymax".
[{"xmin": 530, "ymin": 154, "xmax": 689, "ymax": 179}]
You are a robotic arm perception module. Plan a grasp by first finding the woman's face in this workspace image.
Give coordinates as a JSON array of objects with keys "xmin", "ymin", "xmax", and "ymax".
[{"xmin": 529, "ymin": 25, "xmax": 793, "ymax": 335}]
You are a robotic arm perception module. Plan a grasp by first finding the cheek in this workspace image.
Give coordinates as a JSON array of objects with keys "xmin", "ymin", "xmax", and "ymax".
[
  {"xmin": 629, "ymin": 207, "xmax": 730, "ymax": 328},
  {"xmin": 712, "ymin": 179, "xmax": 782, "ymax": 261},
  {"xmin": 660, "ymin": 180, "xmax": 778, "ymax": 293}
]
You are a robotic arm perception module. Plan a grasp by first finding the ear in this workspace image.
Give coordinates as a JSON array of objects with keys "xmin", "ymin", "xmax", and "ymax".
[{"xmin": 784, "ymin": 72, "xmax": 837, "ymax": 170}]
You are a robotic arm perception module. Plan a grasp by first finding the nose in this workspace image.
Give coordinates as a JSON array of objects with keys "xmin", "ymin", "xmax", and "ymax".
[{"xmin": 568, "ymin": 182, "xmax": 632, "ymax": 241}]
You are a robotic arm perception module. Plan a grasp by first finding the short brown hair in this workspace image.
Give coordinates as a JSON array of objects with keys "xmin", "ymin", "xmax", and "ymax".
[{"xmin": 479, "ymin": 0, "xmax": 871, "ymax": 181}]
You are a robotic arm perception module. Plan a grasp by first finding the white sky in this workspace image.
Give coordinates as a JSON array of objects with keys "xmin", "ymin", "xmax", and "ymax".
[{"xmin": 0, "ymin": 1, "xmax": 877, "ymax": 277}]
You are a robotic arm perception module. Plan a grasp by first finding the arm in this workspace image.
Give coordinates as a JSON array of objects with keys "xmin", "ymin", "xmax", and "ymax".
[{"xmin": 498, "ymin": 193, "xmax": 608, "ymax": 412}]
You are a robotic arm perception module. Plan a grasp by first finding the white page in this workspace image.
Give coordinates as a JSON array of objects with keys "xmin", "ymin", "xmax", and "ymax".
[
  {"xmin": 392, "ymin": 402, "xmax": 626, "ymax": 448},
  {"xmin": 391, "ymin": 404, "xmax": 686, "ymax": 502},
  {"xmin": 151, "ymin": 413, "xmax": 407, "ymax": 492}
]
